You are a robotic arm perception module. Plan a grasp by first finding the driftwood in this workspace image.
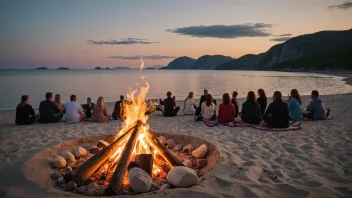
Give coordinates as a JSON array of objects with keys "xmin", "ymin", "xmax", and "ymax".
[
  {"xmin": 65, "ymin": 124, "xmax": 138, "ymax": 185},
  {"xmin": 148, "ymin": 133, "xmax": 184, "ymax": 167},
  {"xmin": 105, "ymin": 122, "xmax": 142, "ymax": 195},
  {"xmin": 135, "ymin": 154, "xmax": 153, "ymax": 177}
]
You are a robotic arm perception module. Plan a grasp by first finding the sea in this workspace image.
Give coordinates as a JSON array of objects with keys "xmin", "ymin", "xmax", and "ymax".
[{"xmin": 0, "ymin": 69, "xmax": 351, "ymax": 110}]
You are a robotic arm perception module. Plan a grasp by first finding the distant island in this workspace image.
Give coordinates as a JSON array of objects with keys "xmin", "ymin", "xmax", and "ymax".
[
  {"xmin": 58, "ymin": 67, "xmax": 69, "ymax": 70},
  {"xmin": 146, "ymin": 67, "xmax": 157, "ymax": 70},
  {"xmin": 35, "ymin": 67, "xmax": 48, "ymax": 70},
  {"xmin": 162, "ymin": 29, "xmax": 352, "ymax": 71},
  {"xmin": 95, "ymin": 66, "xmax": 103, "ymax": 70},
  {"xmin": 112, "ymin": 66, "xmax": 131, "ymax": 70},
  {"xmin": 105, "ymin": 67, "xmax": 110, "ymax": 70}
]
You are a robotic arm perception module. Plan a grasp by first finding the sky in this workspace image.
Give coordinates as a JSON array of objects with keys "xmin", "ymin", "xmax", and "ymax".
[{"xmin": 0, "ymin": 0, "xmax": 351, "ymax": 69}]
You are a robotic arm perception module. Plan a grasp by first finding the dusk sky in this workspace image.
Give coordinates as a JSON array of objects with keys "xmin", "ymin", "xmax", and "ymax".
[{"xmin": 0, "ymin": 0, "xmax": 351, "ymax": 69}]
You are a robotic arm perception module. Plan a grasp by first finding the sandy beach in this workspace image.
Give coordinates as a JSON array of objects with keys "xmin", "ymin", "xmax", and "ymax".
[{"xmin": 1, "ymin": 76, "xmax": 352, "ymax": 198}]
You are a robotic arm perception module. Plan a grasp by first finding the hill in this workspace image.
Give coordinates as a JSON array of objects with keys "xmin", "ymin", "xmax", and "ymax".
[
  {"xmin": 57, "ymin": 67, "xmax": 69, "ymax": 70},
  {"xmin": 161, "ymin": 56, "xmax": 196, "ymax": 69},
  {"xmin": 191, "ymin": 55, "xmax": 233, "ymax": 70},
  {"xmin": 215, "ymin": 54, "xmax": 263, "ymax": 70},
  {"xmin": 35, "ymin": 67, "xmax": 48, "ymax": 70}
]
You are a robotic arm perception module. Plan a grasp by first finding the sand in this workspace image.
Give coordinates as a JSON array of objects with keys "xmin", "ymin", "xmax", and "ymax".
[{"xmin": 1, "ymin": 76, "xmax": 352, "ymax": 198}]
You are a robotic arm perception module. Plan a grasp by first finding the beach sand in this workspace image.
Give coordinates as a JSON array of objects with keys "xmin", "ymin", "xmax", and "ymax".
[{"xmin": 1, "ymin": 78, "xmax": 352, "ymax": 197}]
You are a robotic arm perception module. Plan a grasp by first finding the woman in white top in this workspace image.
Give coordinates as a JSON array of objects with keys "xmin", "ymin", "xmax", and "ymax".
[
  {"xmin": 201, "ymin": 94, "xmax": 216, "ymax": 120},
  {"xmin": 183, "ymin": 92, "xmax": 197, "ymax": 115}
]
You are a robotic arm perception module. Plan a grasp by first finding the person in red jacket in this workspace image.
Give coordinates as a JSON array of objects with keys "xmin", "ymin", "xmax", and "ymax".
[{"xmin": 217, "ymin": 93, "xmax": 235, "ymax": 124}]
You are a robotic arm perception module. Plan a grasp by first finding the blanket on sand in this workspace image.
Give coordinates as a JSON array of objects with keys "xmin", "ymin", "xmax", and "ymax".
[{"xmin": 202, "ymin": 120, "xmax": 302, "ymax": 131}]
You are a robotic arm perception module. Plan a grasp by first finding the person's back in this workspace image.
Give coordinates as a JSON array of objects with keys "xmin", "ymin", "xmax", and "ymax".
[
  {"xmin": 218, "ymin": 103, "xmax": 234, "ymax": 124},
  {"xmin": 64, "ymin": 101, "xmax": 83, "ymax": 123},
  {"xmin": 201, "ymin": 101, "xmax": 215, "ymax": 120},
  {"xmin": 112, "ymin": 100, "xmax": 122, "ymax": 119},
  {"xmin": 92, "ymin": 106, "xmax": 108, "ymax": 123},
  {"xmin": 241, "ymin": 100, "xmax": 261, "ymax": 124},
  {"xmin": 39, "ymin": 100, "xmax": 57, "ymax": 123},
  {"xmin": 307, "ymin": 98, "xmax": 326, "ymax": 120},
  {"xmin": 288, "ymin": 98, "xmax": 303, "ymax": 121},
  {"xmin": 163, "ymin": 97, "xmax": 176, "ymax": 117},
  {"xmin": 231, "ymin": 98, "xmax": 239, "ymax": 118},
  {"xmin": 16, "ymin": 103, "xmax": 35, "ymax": 125},
  {"xmin": 257, "ymin": 96, "xmax": 267, "ymax": 116},
  {"xmin": 184, "ymin": 98, "xmax": 196, "ymax": 115},
  {"xmin": 265, "ymin": 99, "xmax": 289, "ymax": 128}
]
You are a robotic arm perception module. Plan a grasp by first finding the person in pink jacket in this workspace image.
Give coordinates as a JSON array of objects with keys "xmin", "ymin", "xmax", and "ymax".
[{"xmin": 92, "ymin": 97, "xmax": 111, "ymax": 123}]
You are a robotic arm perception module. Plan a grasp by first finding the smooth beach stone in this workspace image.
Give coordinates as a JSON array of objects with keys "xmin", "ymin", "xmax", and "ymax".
[
  {"xmin": 50, "ymin": 172, "xmax": 62, "ymax": 180},
  {"xmin": 157, "ymin": 136, "xmax": 167, "ymax": 145},
  {"xmin": 57, "ymin": 176, "xmax": 65, "ymax": 184},
  {"xmin": 66, "ymin": 181, "xmax": 77, "ymax": 191},
  {"xmin": 192, "ymin": 144, "xmax": 208, "ymax": 159},
  {"xmin": 151, "ymin": 182, "xmax": 161, "ymax": 190},
  {"xmin": 88, "ymin": 182, "xmax": 98, "ymax": 192},
  {"xmin": 167, "ymin": 166, "xmax": 199, "ymax": 188},
  {"xmin": 173, "ymin": 144, "xmax": 183, "ymax": 151},
  {"xmin": 182, "ymin": 159, "xmax": 193, "ymax": 168},
  {"xmin": 59, "ymin": 150, "xmax": 76, "ymax": 162},
  {"xmin": 64, "ymin": 166, "xmax": 73, "ymax": 174},
  {"xmin": 128, "ymin": 167, "xmax": 152, "ymax": 193},
  {"xmin": 183, "ymin": 144, "xmax": 194, "ymax": 153},
  {"xmin": 52, "ymin": 155, "xmax": 66, "ymax": 168},
  {"xmin": 72, "ymin": 146, "xmax": 87, "ymax": 158},
  {"xmin": 196, "ymin": 159, "xmax": 208, "ymax": 168},
  {"xmin": 166, "ymin": 139, "xmax": 176, "ymax": 148},
  {"xmin": 160, "ymin": 183, "xmax": 173, "ymax": 191}
]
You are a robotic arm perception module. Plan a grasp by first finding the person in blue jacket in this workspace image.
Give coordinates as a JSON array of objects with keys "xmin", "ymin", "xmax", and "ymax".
[{"xmin": 288, "ymin": 89, "xmax": 303, "ymax": 121}]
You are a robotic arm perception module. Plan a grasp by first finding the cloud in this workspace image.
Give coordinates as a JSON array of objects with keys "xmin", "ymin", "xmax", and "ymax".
[
  {"xmin": 328, "ymin": 1, "xmax": 352, "ymax": 10},
  {"xmin": 166, "ymin": 23, "xmax": 274, "ymax": 38},
  {"xmin": 87, "ymin": 38, "xmax": 159, "ymax": 45},
  {"xmin": 107, "ymin": 55, "xmax": 177, "ymax": 60},
  {"xmin": 270, "ymin": 37, "xmax": 292, "ymax": 42},
  {"xmin": 274, "ymin": 34, "xmax": 292, "ymax": 37}
]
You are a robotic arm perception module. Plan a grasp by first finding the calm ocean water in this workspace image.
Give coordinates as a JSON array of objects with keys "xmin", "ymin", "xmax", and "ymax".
[{"xmin": 0, "ymin": 69, "xmax": 351, "ymax": 110}]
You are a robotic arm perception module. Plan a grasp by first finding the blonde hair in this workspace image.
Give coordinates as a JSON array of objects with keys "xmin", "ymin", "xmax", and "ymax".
[
  {"xmin": 96, "ymin": 97, "xmax": 105, "ymax": 108},
  {"xmin": 187, "ymin": 92, "xmax": 194, "ymax": 99}
]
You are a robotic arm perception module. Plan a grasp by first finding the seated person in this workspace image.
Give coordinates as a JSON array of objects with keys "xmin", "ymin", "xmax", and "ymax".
[
  {"xmin": 241, "ymin": 91, "xmax": 261, "ymax": 124},
  {"xmin": 217, "ymin": 93, "xmax": 235, "ymax": 124},
  {"xmin": 16, "ymin": 95, "xmax": 38, "ymax": 125},
  {"xmin": 257, "ymin": 89, "xmax": 268, "ymax": 116},
  {"xmin": 195, "ymin": 89, "xmax": 208, "ymax": 116},
  {"xmin": 64, "ymin": 95, "xmax": 85, "ymax": 123},
  {"xmin": 231, "ymin": 91, "xmax": 239, "ymax": 118},
  {"xmin": 112, "ymin": 95, "xmax": 124, "ymax": 120},
  {"xmin": 288, "ymin": 89, "xmax": 303, "ymax": 121},
  {"xmin": 183, "ymin": 92, "xmax": 197, "ymax": 115},
  {"xmin": 39, "ymin": 92, "xmax": 63, "ymax": 123},
  {"xmin": 195, "ymin": 94, "xmax": 216, "ymax": 121},
  {"xmin": 159, "ymin": 91, "xmax": 180, "ymax": 117},
  {"xmin": 304, "ymin": 90, "xmax": 328, "ymax": 120},
  {"xmin": 82, "ymin": 97, "xmax": 95, "ymax": 119},
  {"xmin": 54, "ymin": 94, "xmax": 65, "ymax": 113},
  {"xmin": 92, "ymin": 97, "xmax": 111, "ymax": 123},
  {"xmin": 263, "ymin": 91, "xmax": 289, "ymax": 128}
]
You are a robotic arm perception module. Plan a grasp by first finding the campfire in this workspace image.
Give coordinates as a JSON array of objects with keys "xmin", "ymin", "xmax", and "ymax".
[{"xmin": 45, "ymin": 59, "xmax": 219, "ymax": 196}]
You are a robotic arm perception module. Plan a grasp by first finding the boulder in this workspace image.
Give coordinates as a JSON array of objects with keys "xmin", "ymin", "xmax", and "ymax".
[
  {"xmin": 167, "ymin": 166, "xmax": 198, "ymax": 188},
  {"xmin": 59, "ymin": 150, "xmax": 76, "ymax": 162},
  {"xmin": 157, "ymin": 136, "xmax": 167, "ymax": 145},
  {"xmin": 72, "ymin": 146, "xmax": 87, "ymax": 158},
  {"xmin": 183, "ymin": 144, "xmax": 194, "ymax": 153},
  {"xmin": 182, "ymin": 159, "xmax": 192, "ymax": 168},
  {"xmin": 192, "ymin": 144, "xmax": 208, "ymax": 159},
  {"xmin": 50, "ymin": 172, "xmax": 62, "ymax": 180},
  {"xmin": 52, "ymin": 155, "xmax": 66, "ymax": 168},
  {"xmin": 173, "ymin": 144, "xmax": 183, "ymax": 151},
  {"xmin": 64, "ymin": 166, "xmax": 73, "ymax": 174},
  {"xmin": 88, "ymin": 182, "xmax": 98, "ymax": 193},
  {"xmin": 66, "ymin": 181, "xmax": 77, "ymax": 191},
  {"xmin": 128, "ymin": 167, "xmax": 152, "ymax": 193},
  {"xmin": 166, "ymin": 139, "xmax": 176, "ymax": 148},
  {"xmin": 196, "ymin": 159, "xmax": 208, "ymax": 168}
]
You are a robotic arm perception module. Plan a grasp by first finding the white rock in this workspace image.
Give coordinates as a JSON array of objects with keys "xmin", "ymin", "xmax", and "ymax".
[
  {"xmin": 64, "ymin": 166, "xmax": 73, "ymax": 174},
  {"xmin": 128, "ymin": 167, "xmax": 152, "ymax": 193},
  {"xmin": 173, "ymin": 144, "xmax": 183, "ymax": 151},
  {"xmin": 167, "ymin": 166, "xmax": 198, "ymax": 188},
  {"xmin": 183, "ymin": 144, "xmax": 194, "ymax": 153},
  {"xmin": 66, "ymin": 181, "xmax": 77, "ymax": 191},
  {"xmin": 166, "ymin": 139, "xmax": 176, "ymax": 148},
  {"xmin": 192, "ymin": 144, "xmax": 208, "ymax": 159},
  {"xmin": 52, "ymin": 155, "xmax": 66, "ymax": 168},
  {"xmin": 72, "ymin": 146, "xmax": 87, "ymax": 158},
  {"xmin": 182, "ymin": 159, "xmax": 192, "ymax": 168},
  {"xmin": 88, "ymin": 182, "xmax": 98, "ymax": 192},
  {"xmin": 59, "ymin": 150, "xmax": 76, "ymax": 162},
  {"xmin": 57, "ymin": 176, "xmax": 65, "ymax": 184},
  {"xmin": 157, "ymin": 136, "xmax": 167, "ymax": 145}
]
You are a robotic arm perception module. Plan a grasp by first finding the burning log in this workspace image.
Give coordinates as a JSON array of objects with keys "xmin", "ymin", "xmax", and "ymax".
[
  {"xmin": 148, "ymin": 133, "xmax": 184, "ymax": 167},
  {"xmin": 105, "ymin": 122, "xmax": 142, "ymax": 195},
  {"xmin": 65, "ymin": 123, "xmax": 138, "ymax": 185},
  {"xmin": 135, "ymin": 154, "xmax": 153, "ymax": 177}
]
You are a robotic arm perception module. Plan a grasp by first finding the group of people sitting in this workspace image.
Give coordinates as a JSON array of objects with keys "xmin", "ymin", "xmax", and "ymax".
[
  {"xmin": 157, "ymin": 88, "xmax": 329, "ymax": 128},
  {"xmin": 15, "ymin": 92, "xmax": 126, "ymax": 125}
]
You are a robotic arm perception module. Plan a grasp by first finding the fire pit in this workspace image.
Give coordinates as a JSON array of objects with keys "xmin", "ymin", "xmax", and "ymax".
[{"xmin": 23, "ymin": 59, "xmax": 220, "ymax": 196}]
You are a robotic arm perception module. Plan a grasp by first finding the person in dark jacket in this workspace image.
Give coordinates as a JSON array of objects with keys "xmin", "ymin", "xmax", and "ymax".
[
  {"xmin": 112, "ymin": 95, "xmax": 124, "ymax": 119},
  {"xmin": 16, "ymin": 95, "xmax": 38, "ymax": 125},
  {"xmin": 304, "ymin": 90, "xmax": 327, "ymax": 120},
  {"xmin": 257, "ymin": 88, "xmax": 267, "ymax": 116},
  {"xmin": 82, "ymin": 97, "xmax": 95, "ymax": 118},
  {"xmin": 195, "ymin": 89, "xmax": 208, "ymax": 116},
  {"xmin": 39, "ymin": 92, "xmax": 63, "ymax": 123},
  {"xmin": 241, "ymin": 91, "xmax": 261, "ymax": 124},
  {"xmin": 159, "ymin": 91, "xmax": 180, "ymax": 117},
  {"xmin": 263, "ymin": 91, "xmax": 289, "ymax": 128},
  {"xmin": 231, "ymin": 91, "xmax": 239, "ymax": 118}
]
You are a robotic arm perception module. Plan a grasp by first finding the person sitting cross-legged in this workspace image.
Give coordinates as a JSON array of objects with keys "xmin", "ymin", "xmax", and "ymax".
[
  {"xmin": 217, "ymin": 93, "xmax": 235, "ymax": 124},
  {"xmin": 16, "ymin": 95, "xmax": 39, "ymax": 125},
  {"xmin": 82, "ymin": 97, "xmax": 95, "ymax": 119},
  {"xmin": 303, "ymin": 90, "xmax": 329, "ymax": 120},
  {"xmin": 64, "ymin": 95, "xmax": 85, "ymax": 123},
  {"xmin": 159, "ymin": 91, "xmax": 180, "ymax": 117},
  {"xmin": 112, "ymin": 95, "xmax": 124, "ymax": 120},
  {"xmin": 263, "ymin": 91, "xmax": 290, "ymax": 128},
  {"xmin": 39, "ymin": 92, "xmax": 63, "ymax": 123}
]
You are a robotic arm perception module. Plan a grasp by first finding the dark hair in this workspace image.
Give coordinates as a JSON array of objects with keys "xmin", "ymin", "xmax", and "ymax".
[
  {"xmin": 167, "ymin": 91, "xmax": 172, "ymax": 98},
  {"xmin": 21, "ymin": 95, "xmax": 29, "ymax": 103},
  {"xmin": 204, "ymin": 89, "xmax": 208, "ymax": 95},
  {"xmin": 258, "ymin": 89, "xmax": 267, "ymax": 99},
  {"xmin": 45, "ymin": 92, "xmax": 53, "ymax": 100},
  {"xmin": 232, "ymin": 91, "xmax": 238, "ymax": 98},
  {"xmin": 273, "ymin": 91, "xmax": 282, "ymax": 100},
  {"xmin": 222, "ymin": 93, "xmax": 231, "ymax": 105},
  {"xmin": 291, "ymin": 89, "xmax": 302, "ymax": 105},
  {"xmin": 247, "ymin": 91, "xmax": 256, "ymax": 102},
  {"xmin": 70, "ymin": 95, "xmax": 76, "ymax": 101},
  {"xmin": 87, "ymin": 97, "xmax": 91, "ymax": 101},
  {"xmin": 206, "ymin": 94, "xmax": 213, "ymax": 107},
  {"xmin": 120, "ymin": 95, "xmax": 124, "ymax": 100},
  {"xmin": 312, "ymin": 90, "xmax": 319, "ymax": 97}
]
